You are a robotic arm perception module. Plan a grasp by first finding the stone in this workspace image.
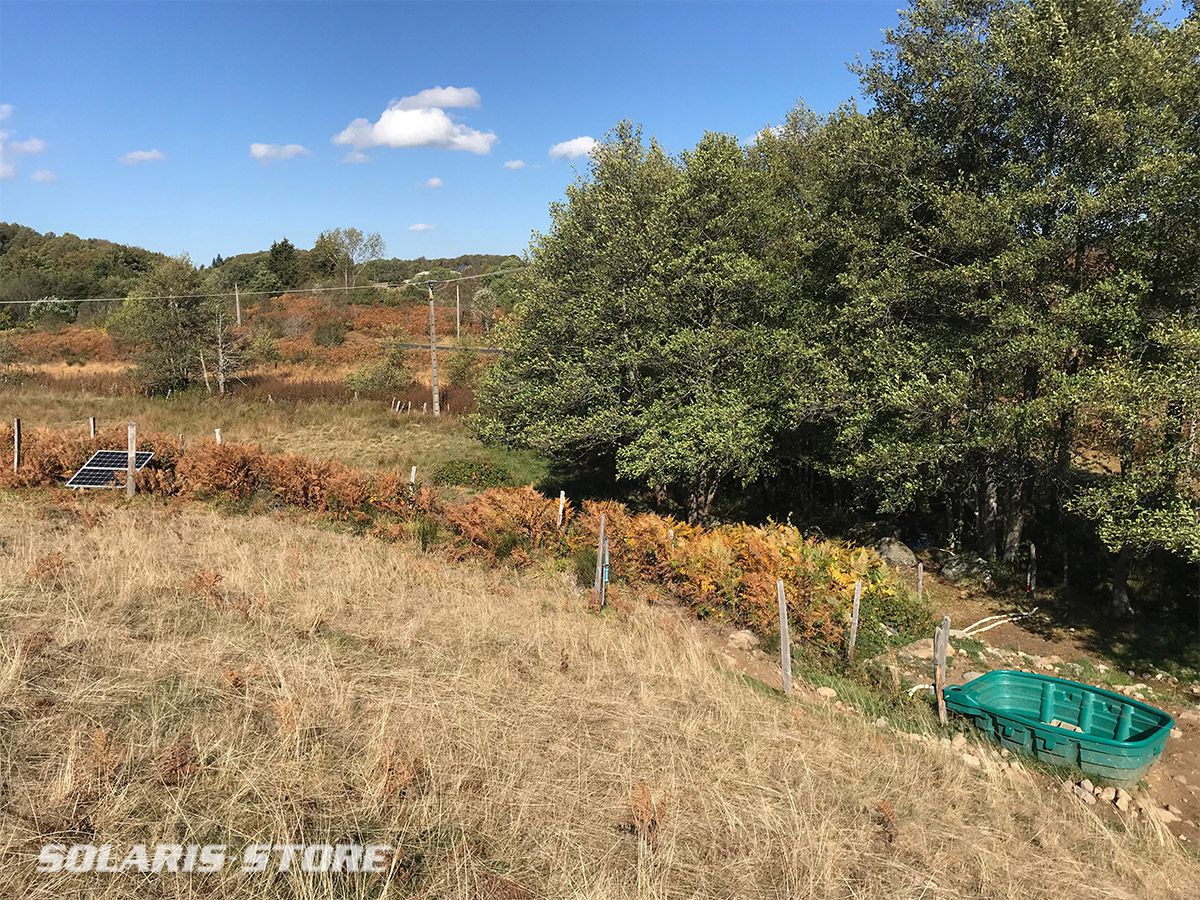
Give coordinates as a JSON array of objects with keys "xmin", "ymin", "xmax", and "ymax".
[
  {"xmin": 875, "ymin": 537, "xmax": 917, "ymax": 568},
  {"xmin": 962, "ymin": 754, "xmax": 982, "ymax": 769},
  {"xmin": 1073, "ymin": 784, "xmax": 1097, "ymax": 805},
  {"xmin": 1098, "ymin": 786, "xmax": 1117, "ymax": 803},
  {"xmin": 1172, "ymin": 728, "xmax": 1184, "ymax": 739},
  {"xmin": 1115, "ymin": 794, "xmax": 1131, "ymax": 812},
  {"xmin": 727, "ymin": 629, "xmax": 759, "ymax": 652},
  {"xmin": 901, "ymin": 637, "xmax": 956, "ymax": 660},
  {"xmin": 941, "ymin": 554, "xmax": 990, "ymax": 582},
  {"xmin": 874, "ymin": 717, "xmax": 888, "ymax": 729},
  {"xmin": 1079, "ymin": 779, "xmax": 1095, "ymax": 794},
  {"xmin": 1000, "ymin": 748, "xmax": 1011, "ymax": 758},
  {"xmin": 1173, "ymin": 774, "xmax": 1189, "ymax": 786},
  {"xmin": 815, "ymin": 686, "xmax": 838, "ymax": 700},
  {"xmin": 951, "ymin": 733, "xmax": 967, "ymax": 749},
  {"xmin": 1151, "ymin": 805, "xmax": 1182, "ymax": 823},
  {"xmin": 1032, "ymin": 654, "xmax": 1064, "ymax": 668}
]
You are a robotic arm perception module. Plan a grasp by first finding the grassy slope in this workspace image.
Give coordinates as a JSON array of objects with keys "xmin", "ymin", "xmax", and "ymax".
[
  {"xmin": 0, "ymin": 492, "xmax": 1196, "ymax": 899},
  {"xmin": 0, "ymin": 387, "xmax": 544, "ymax": 484}
]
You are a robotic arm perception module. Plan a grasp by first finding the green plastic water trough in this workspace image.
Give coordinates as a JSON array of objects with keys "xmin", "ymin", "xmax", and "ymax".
[{"xmin": 943, "ymin": 669, "xmax": 1174, "ymax": 784}]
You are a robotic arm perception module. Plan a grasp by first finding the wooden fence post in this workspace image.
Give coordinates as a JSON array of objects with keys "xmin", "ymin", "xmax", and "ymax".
[
  {"xmin": 557, "ymin": 490, "xmax": 566, "ymax": 528},
  {"xmin": 777, "ymin": 578, "xmax": 793, "ymax": 696},
  {"xmin": 12, "ymin": 418, "xmax": 20, "ymax": 473},
  {"xmin": 847, "ymin": 579, "xmax": 863, "ymax": 666},
  {"xmin": 934, "ymin": 615, "xmax": 951, "ymax": 725},
  {"xmin": 126, "ymin": 422, "xmax": 137, "ymax": 498},
  {"xmin": 214, "ymin": 428, "xmax": 222, "ymax": 445},
  {"xmin": 409, "ymin": 465, "xmax": 417, "ymax": 486},
  {"xmin": 591, "ymin": 513, "xmax": 607, "ymax": 608},
  {"xmin": 88, "ymin": 416, "xmax": 96, "ymax": 438},
  {"xmin": 917, "ymin": 562, "xmax": 925, "ymax": 599},
  {"xmin": 178, "ymin": 433, "xmax": 185, "ymax": 453},
  {"xmin": 600, "ymin": 536, "xmax": 610, "ymax": 608}
]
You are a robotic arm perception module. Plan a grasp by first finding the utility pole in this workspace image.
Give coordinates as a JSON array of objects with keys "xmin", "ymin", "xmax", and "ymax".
[
  {"xmin": 234, "ymin": 282, "xmax": 241, "ymax": 327},
  {"xmin": 456, "ymin": 284, "xmax": 461, "ymax": 339},
  {"xmin": 427, "ymin": 284, "xmax": 441, "ymax": 416}
]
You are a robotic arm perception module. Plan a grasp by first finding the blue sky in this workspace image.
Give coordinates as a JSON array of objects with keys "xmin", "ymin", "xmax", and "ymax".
[{"xmin": 0, "ymin": 1, "xmax": 901, "ymax": 264}]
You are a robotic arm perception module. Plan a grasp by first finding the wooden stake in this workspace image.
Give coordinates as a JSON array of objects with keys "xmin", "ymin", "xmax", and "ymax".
[
  {"xmin": 557, "ymin": 490, "xmax": 566, "ymax": 528},
  {"xmin": 214, "ymin": 428, "xmax": 222, "ymax": 445},
  {"xmin": 600, "ymin": 537, "xmax": 610, "ymax": 608},
  {"xmin": 427, "ymin": 284, "xmax": 441, "ymax": 416},
  {"xmin": 917, "ymin": 562, "xmax": 925, "ymax": 599},
  {"xmin": 409, "ymin": 465, "xmax": 417, "ymax": 486},
  {"xmin": 88, "ymin": 416, "xmax": 96, "ymax": 438},
  {"xmin": 847, "ymin": 579, "xmax": 863, "ymax": 665},
  {"xmin": 178, "ymin": 433, "xmax": 185, "ymax": 452},
  {"xmin": 934, "ymin": 615, "xmax": 951, "ymax": 725},
  {"xmin": 126, "ymin": 421, "xmax": 137, "ymax": 498},
  {"xmin": 456, "ymin": 284, "xmax": 461, "ymax": 340},
  {"xmin": 12, "ymin": 417, "xmax": 20, "ymax": 473},
  {"xmin": 777, "ymin": 578, "xmax": 793, "ymax": 696},
  {"xmin": 591, "ymin": 513, "xmax": 607, "ymax": 608}
]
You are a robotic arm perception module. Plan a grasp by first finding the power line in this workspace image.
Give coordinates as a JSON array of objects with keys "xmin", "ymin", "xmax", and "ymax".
[{"xmin": 0, "ymin": 265, "xmax": 530, "ymax": 306}]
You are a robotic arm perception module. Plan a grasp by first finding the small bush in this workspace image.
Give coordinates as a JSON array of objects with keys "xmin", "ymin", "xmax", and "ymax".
[
  {"xmin": 431, "ymin": 458, "xmax": 513, "ymax": 489},
  {"xmin": 413, "ymin": 515, "xmax": 441, "ymax": 552},
  {"xmin": 313, "ymin": 319, "xmax": 349, "ymax": 348},
  {"xmin": 345, "ymin": 337, "xmax": 413, "ymax": 395}
]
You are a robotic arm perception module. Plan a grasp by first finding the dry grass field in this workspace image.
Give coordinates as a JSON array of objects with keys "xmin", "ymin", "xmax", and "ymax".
[
  {"xmin": 0, "ymin": 386, "xmax": 542, "ymax": 483},
  {"xmin": 1, "ymin": 491, "xmax": 1197, "ymax": 899}
]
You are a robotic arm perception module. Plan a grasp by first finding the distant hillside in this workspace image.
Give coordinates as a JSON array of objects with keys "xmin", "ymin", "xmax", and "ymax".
[
  {"xmin": 0, "ymin": 222, "xmax": 519, "ymax": 312},
  {"xmin": 0, "ymin": 222, "xmax": 167, "ymax": 308}
]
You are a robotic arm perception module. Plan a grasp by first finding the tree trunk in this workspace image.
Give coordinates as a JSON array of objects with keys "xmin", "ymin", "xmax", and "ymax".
[
  {"xmin": 976, "ymin": 463, "xmax": 998, "ymax": 560},
  {"xmin": 687, "ymin": 476, "xmax": 718, "ymax": 525},
  {"xmin": 1110, "ymin": 545, "xmax": 1134, "ymax": 616},
  {"xmin": 1001, "ymin": 476, "xmax": 1027, "ymax": 564}
]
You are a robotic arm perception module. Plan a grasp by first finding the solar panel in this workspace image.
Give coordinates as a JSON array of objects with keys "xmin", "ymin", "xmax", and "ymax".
[{"xmin": 65, "ymin": 449, "xmax": 154, "ymax": 489}]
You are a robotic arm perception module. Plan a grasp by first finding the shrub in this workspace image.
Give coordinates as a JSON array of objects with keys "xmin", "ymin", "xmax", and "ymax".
[
  {"xmin": 431, "ymin": 458, "xmax": 513, "ymax": 489},
  {"xmin": 175, "ymin": 443, "xmax": 263, "ymax": 500},
  {"xmin": 446, "ymin": 347, "xmax": 484, "ymax": 389},
  {"xmin": 345, "ymin": 337, "xmax": 413, "ymax": 395},
  {"xmin": 312, "ymin": 319, "xmax": 349, "ymax": 348}
]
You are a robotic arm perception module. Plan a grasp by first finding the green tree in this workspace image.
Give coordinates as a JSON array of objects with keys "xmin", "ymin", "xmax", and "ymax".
[
  {"xmin": 107, "ymin": 255, "xmax": 212, "ymax": 394},
  {"xmin": 267, "ymin": 238, "xmax": 299, "ymax": 288}
]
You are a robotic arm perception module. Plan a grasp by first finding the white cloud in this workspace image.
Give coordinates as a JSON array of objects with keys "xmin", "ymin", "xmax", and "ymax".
[
  {"xmin": 395, "ymin": 86, "xmax": 481, "ymax": 111},
  {"xmin": 408, "ymin": 223, "xmax": 435, "ymax": 232},
  {"xmin": 342, "ymin": 150, "xmax": 369, "ymax": 164},
  {"xmin": 31, "ymin": 169, "xmax": 57, "ymax": 183},
  {"xmin": 120, "ymin": 148, "xmax": 166, "ymax": 165},
  {"xmin": 548, "ymin": 136, "xmax": 597, "ymax": 160},
  {"xmin": 744, "ymin": 125, "xmax": 784, "ymax": 146},
  {"xmin": 249, "ymin": 142, "xmax": 310, "ymax": 162},
  {"xmin": 334, "ymin": 104, "xmax": 496, "ymax": 155},
  {"xmin": 424, "ymin": 176, "xmax": 444, "ymax": 188},
  {"xmin": 0, "ymin": 104, "xmax": 12, "ymax": 121},
  {"xmin": 0, "ymin": 163, "xmax": 14, "ymax": 180},
  {"xmin": 503, "ymin": 159, "xmax": 526, "ymax": 170},
  {"xmin": 8, "ymin": 136, "xmax": 46, "ymax": 155}
]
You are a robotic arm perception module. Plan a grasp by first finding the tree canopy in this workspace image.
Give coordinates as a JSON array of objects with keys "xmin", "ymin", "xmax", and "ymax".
[{"xmin": 476, "ymin": 0, "xmax": 1200, "ymax": 610}]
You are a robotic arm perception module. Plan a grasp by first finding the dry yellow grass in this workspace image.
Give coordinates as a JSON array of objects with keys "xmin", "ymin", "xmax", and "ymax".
[
  {"xmin": 0, "ymin": 385, "xmax": 543, "ymax": 481},
  {"xmin": 0, "ymin": 492, "xmax": 1197, "ymax": 899}
]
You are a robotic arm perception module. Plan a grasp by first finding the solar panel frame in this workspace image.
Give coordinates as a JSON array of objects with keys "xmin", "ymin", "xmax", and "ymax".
[
  {"xmin": 79, "ymin": 450, "xmax": 154, "ymax": 470},
  {"xmin": 65, "ymin": 449, "xmax": 155, "ymax": 489}
]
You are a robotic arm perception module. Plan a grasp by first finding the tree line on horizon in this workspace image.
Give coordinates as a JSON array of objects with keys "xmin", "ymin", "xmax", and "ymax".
[{"xmin": 475, "ymin": 0, "xmax": 1200, "ymax": 614}]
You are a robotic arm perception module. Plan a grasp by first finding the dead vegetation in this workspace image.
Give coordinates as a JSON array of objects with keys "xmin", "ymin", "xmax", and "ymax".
[{"xmin": 0, "ymin": 494, "xmax": 1197, "ymax": 898}]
